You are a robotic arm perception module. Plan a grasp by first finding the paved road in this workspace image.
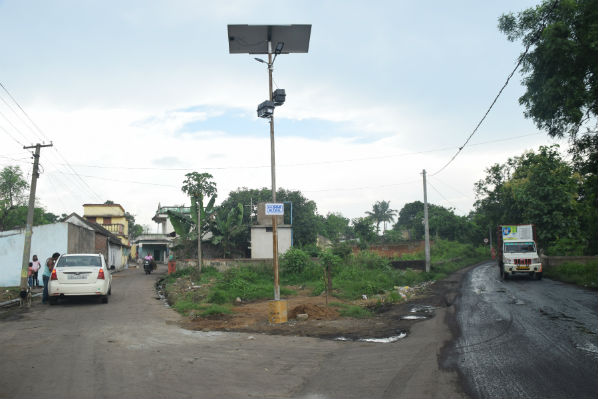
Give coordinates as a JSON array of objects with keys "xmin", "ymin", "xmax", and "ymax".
[
  {"xmin": 445, "ymin": 261, "xmax": 598, "ymax": 399},
  {"xmin": 0, "ymin": 264, "xmax": 465, "ymax": 399}
]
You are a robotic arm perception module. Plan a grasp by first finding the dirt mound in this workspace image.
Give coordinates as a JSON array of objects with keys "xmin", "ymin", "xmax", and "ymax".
[{"xmin": 288, "ymin": 304, "xmax": 339, "ymax": 320}]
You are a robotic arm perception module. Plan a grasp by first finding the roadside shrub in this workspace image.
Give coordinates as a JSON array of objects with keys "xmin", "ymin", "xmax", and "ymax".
[
  {"xmin": 331, "ymin": 242, "xmax": 353, "ymax": 259},
  {"xmin": 330, "ymin": 302, "xmax": 373, "ymax": 318},
  {"xmin": 544, "ymin": 261, "xmax": 597, "ymax": 288},
  {"xmin": 200, "ymin": 304, "xmax": 233, "ymax": 317},
  {"xmin": 545, "ymin": 237, "xmax": 587, "ymax": 256},
  {"xmin": 301, "ymin": 243, "xmax": 322, "ymax": 257},
  {"xmin": 280, "ymin": 248, "xmax": 311, "ymax": 275},
  {"xmin": 207, "ymin": 289, "xmax": 229, "ymax": 304},
  {"xmin": 350, "ymin": 251, "xmax": 390, "ymax": 270}
]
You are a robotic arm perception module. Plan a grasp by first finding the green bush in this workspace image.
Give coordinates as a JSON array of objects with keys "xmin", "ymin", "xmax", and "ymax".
[
  {"xmin": 544, "ymin": 261, "xmax": 597, "ymax": 288},
  {"xmin": 207, "ymin": 289, "xmax": 229, "ymax": 304},
  {"xmin": 349, "ymin": 251, "xmax": 390, "ymax": 270},
  {"xmin": 546, "ymin": 237, "xmax": 587, "ymax": 256},
  {"xmin": 331, "ymin": 242, "xmax": 353, "ymax": 259},
  {"xmin": 280, "ymin": 248, "xmax": 311, "ymax": 275},
  {"xmin": 200, "ymin": 304, "xmax": 233, "ymax": 317},
  {"xmin": 330, "ymin": 302, "xmax": 373, "ymax": 318}
]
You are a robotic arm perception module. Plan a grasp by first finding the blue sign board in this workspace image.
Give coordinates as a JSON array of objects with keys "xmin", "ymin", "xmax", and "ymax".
[{"xmin": 265, "ymin": 203, "xmax": 284, "ymax": 216}]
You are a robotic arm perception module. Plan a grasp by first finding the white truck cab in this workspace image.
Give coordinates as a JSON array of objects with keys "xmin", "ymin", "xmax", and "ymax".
[{"xmin": 498, "ymin": 225, "xmax": 543, "ymax": 280}]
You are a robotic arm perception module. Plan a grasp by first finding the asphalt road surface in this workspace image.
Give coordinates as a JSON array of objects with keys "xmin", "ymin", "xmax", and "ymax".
[
  {"xmin": 0, "ymin": 265, "xmax": 465, "ymax": 399},
  {"xmin": 445, "ymin": 261, "xmax": 598, "ymax": 399}
]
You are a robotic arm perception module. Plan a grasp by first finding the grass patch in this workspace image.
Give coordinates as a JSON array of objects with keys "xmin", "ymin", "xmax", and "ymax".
[
  {"xmin": 162, "ymin": 240, "xmax": 491, "ymax": 318},
  {"xmin": 544, "ymin": 261, "xmax": 598, "ymax": 289},
  {"xmin": 330, "ymin": 302, "xmax": 373, "ymax": 318},
  {"xmin": 0, "ymin": 287, "xmax": 22, "ymax": 302},
  {"xmin": 199, "ymin": 304, "xmax": 233, "ymax": 317}
]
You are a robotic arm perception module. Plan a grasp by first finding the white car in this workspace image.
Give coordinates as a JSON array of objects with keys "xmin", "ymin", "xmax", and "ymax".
[{"xmin": 49, "ymin": 253, "xmax": 114, "ymax": 304}]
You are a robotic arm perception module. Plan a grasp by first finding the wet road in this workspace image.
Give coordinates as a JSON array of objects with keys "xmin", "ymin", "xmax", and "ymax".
[
  {"xmin": 0, "ymin": 265, "xmax": 465, "ymax": 399},
  {"xmin": 447, "ymin": 261, "xmax": 598, "ymax": 399}
]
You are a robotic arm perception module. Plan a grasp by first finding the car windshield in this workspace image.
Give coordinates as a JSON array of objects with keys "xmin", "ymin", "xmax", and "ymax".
[
  {"xmin": 504, "ymin": 242, "xmax": 536, "ymax": 253},
  {"xmin": 56, "ymin": 255, "xmax": 101, "ymax": 267}
]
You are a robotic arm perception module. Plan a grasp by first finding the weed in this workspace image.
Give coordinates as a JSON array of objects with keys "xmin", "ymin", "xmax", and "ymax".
[
  {"xmin": 544, "ymin": 261, "xmax": 598, "ymax": 288},
  {"xmin": 200, "ymin": 304, "xmax": 233, "ymax": 317}
]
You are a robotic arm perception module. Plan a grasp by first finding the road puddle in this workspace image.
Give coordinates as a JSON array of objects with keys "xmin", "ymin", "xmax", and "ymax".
[
  {"xmin": 401, "ymin": 315, "xmax": 428, "ymax": 320},
  {"xmin": 410, "ymin": 305, "xmax": 435, "ymax": 313},
  {"xmin": 335, "ymin": 331, "xmax": 408, "ymax": 343}
]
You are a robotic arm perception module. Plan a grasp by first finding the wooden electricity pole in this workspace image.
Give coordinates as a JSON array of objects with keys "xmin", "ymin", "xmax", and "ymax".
[{"xmin": 20, "ymin": 143, "xmax": 53, "ymax": 291}]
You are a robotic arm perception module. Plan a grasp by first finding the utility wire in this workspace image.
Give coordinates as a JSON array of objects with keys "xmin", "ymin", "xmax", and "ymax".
[
  {"xmin": 0, "ymin": 82, "xmax": 103, "ymax": 201},
  {"xmin": 58, "ymin": 132, "xmax": 542, "ymax": 172},
  {"xmin": 0, "ymin": 82, "xmax": 52, "ymax": 143},
  {"xmin": 427, "ymin": 180, "xmax": 461, "ymax": 213},
  {"xmin": 430, "ymin": 1, "xmax": 559, "ymax": 177}
]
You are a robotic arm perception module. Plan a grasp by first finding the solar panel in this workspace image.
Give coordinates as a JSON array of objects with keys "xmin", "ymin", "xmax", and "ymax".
[{"xmin": 227, "ymin": 24, "xmax": 311, "ymax": 54}]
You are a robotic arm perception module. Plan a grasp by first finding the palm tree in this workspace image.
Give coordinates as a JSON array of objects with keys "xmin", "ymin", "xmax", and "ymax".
[{"xmin": 366, "ymin": 200, "xmax": 397, "ymax": 234}]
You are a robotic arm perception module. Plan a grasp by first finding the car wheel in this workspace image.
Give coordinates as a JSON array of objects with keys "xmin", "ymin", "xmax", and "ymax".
[
  {"xmin": 101, "ymin": 295, "xmax": 108, "ymax": 304},
  {"xmin": 49, "ymin": 297, "xmax": 58, "ymax": 305},
  {"xmin": 108, "ymin": 286, "xmax": 112, "ymax": 295}
]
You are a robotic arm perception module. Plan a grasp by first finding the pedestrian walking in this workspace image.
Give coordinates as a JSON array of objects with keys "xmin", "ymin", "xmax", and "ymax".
[
  {"xmin": 31, "ymin": 255, "xmax": 41, "ymax": 287},
  {"xmin": 42, "ymin": 252, "xmax": 60, "ymax": 304}
]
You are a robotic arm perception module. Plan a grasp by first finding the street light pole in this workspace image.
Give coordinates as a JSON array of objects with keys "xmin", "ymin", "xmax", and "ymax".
[{"xmin": 267, "ymin": 42, "xmax": 281, "ymax": 300}]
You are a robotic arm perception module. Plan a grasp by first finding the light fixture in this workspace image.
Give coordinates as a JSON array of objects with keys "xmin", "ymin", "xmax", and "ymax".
[
  {"xmin": 273, "ymin": 89, "xmax": 286, "ymax": 106},
  {"xmin": 257, "ymin": 100, "xmax": 275, "ymax": 118},
  {"xmin": 254, "ymin": 57, "xmax": 267, "ymax": 64}
]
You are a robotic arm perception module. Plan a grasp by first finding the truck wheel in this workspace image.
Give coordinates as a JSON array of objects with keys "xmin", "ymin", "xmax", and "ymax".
[
  {"xmin": 535, "ymin": 272, "xmax": 543, "ymax": 280},
  {"xmin": 501, "ymin": 267, "xmax": 509, "ymax": 280}
]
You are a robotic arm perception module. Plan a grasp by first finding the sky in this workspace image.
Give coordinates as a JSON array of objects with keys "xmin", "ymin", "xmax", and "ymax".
[{"xmin": 0, "ymin": 0, "xmax": 567, "ymax": 231}]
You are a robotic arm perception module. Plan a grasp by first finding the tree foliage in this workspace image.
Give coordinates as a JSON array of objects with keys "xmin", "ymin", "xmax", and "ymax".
[
  {"xmin": 394, "ymin": 201, "xmax": 473, "ymax": 243},
  {"xmin": 0, "ymin": 166, "xmax": 28, "ymax": 208},
  {"xmin": 365, "ymin": 200, "xmax": 397, "ymax": 234},
  {"xmin": 212, "ymin": 203, "xmax": 245, "ymax": 258},
  {"xmin": 217, "ymin": 187, "xmax": 320, "ymax": 253},
  {"xmin": 498, "ymin": 0, "xmax": 598, "ymax": 138},
  {"xmin": 473, "ymin": 145, "xmax": 585, "ymax": 251}
]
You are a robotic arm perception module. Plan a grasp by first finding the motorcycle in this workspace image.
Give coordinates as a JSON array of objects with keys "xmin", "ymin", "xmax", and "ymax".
[{"xmin": 143, "ymin": 259, "xmax": 152, "ymax": 275}]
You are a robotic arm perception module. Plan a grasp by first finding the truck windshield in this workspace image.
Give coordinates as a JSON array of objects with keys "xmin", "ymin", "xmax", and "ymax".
[{"xmin": 504, "ymin": 242, "xmax": 536, "ymax": 253}]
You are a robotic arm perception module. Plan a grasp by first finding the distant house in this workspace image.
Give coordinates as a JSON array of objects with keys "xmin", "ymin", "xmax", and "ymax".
[
  {"xmin": 250, "ymin": 202, "xmax": 292, "ymax": 259},
  {"xmin": 83, "ymin": 203, "xmax": 130, "ymax": 246},
  {"xmin": 0, "ymin": 221, "xmax": 95, "ymax": 287},
  {"xmin": 63, "ymin": 213, "xmax": 128, "ymax": 270},
  {"xmin": 152, "ymin": 203, "xmax": 191, "ymax": 235}
]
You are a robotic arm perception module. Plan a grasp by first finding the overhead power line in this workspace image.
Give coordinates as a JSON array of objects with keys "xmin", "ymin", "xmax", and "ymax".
[{"xmin": 430, "ymin": 0, "xmax": 559, "ymax": 177}]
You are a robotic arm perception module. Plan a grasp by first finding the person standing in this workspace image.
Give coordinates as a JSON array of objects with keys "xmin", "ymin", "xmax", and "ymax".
[
  {"xmin": 27, "ymin": 262, "xmax": 34, "ymax": 287},
  {"xmin": 42, "ymin": 252, "xmax": 60, "ymax": 304},
  {"xmin": 31, "ymin": 255, "xmax": 41, "ymax": 287}
]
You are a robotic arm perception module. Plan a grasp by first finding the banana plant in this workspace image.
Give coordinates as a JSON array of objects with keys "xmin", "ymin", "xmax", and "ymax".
[{"xmin": 212, "ymin": 203, "xmax": 245, "ymax": 258}]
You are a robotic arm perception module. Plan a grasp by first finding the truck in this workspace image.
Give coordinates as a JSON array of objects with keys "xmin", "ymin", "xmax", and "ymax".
[{"xmin": 497, "ymin": 224, "xmax": 542, "ymax": 280}]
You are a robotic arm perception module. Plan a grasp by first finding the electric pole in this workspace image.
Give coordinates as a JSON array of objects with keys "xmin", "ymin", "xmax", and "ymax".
[
  {"xmin": 197, "ymin": 200, "xmax": 202, "ymax": 273},
  {"xmin": 20, "ymin": 143, "xmax": 53, "ymax": 291},
  {"xmin": 422, "ymin": 169, "xmax": 431, "ymax": 273}
]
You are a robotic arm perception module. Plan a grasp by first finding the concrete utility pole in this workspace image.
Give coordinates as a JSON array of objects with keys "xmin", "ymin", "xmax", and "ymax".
[
  {"xmin": 197, "ymin": 200, "xmax": 202, "ymax": 273},
  {"xmin": 20, "ymin": 143, "xmax": 53, "ymax": 291},
  {"xmin": 422, "ymin": 169, "xmax": 431, "ymax": 273}
]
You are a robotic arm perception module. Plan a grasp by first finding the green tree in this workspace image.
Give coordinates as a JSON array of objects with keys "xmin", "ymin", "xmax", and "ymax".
[
  {"xmin": 217, "ymin": 187, "xmax": 320, "ymax": 251},
  {"xmin": 181, "ymin": 172, "xmax": 217, "ymax": 239},
  {"xmin": 320, "ymin": 212, "xmax": 351, "ymax": 243},
  {"xmin": 351, "ymin": 216, "xmax": 376, "ymax": 246},
  {"xmin": 498, "ymin": 0, "xmax": 598, "ymax": 138},
  {"xmin": 473, "ymin": 145, "xmax": 582, "ymax": 250},
  {"xmin": 0, "ymin": 166, "xmax": 28, "ymax": 208},
  {"xmin": 394, "ymin": 201, "xmax": 473, "ymax": 243},
  {"xmin": 365, "ymin": 200, "xmax": 397, "ymax": 234},
  {"xmin": 212, "ymin": 203, "xmax": 245, "ymax": 258},
  {"xmin": 124, "ymin": 212, "xmax": 143, "ymax": 240}
]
